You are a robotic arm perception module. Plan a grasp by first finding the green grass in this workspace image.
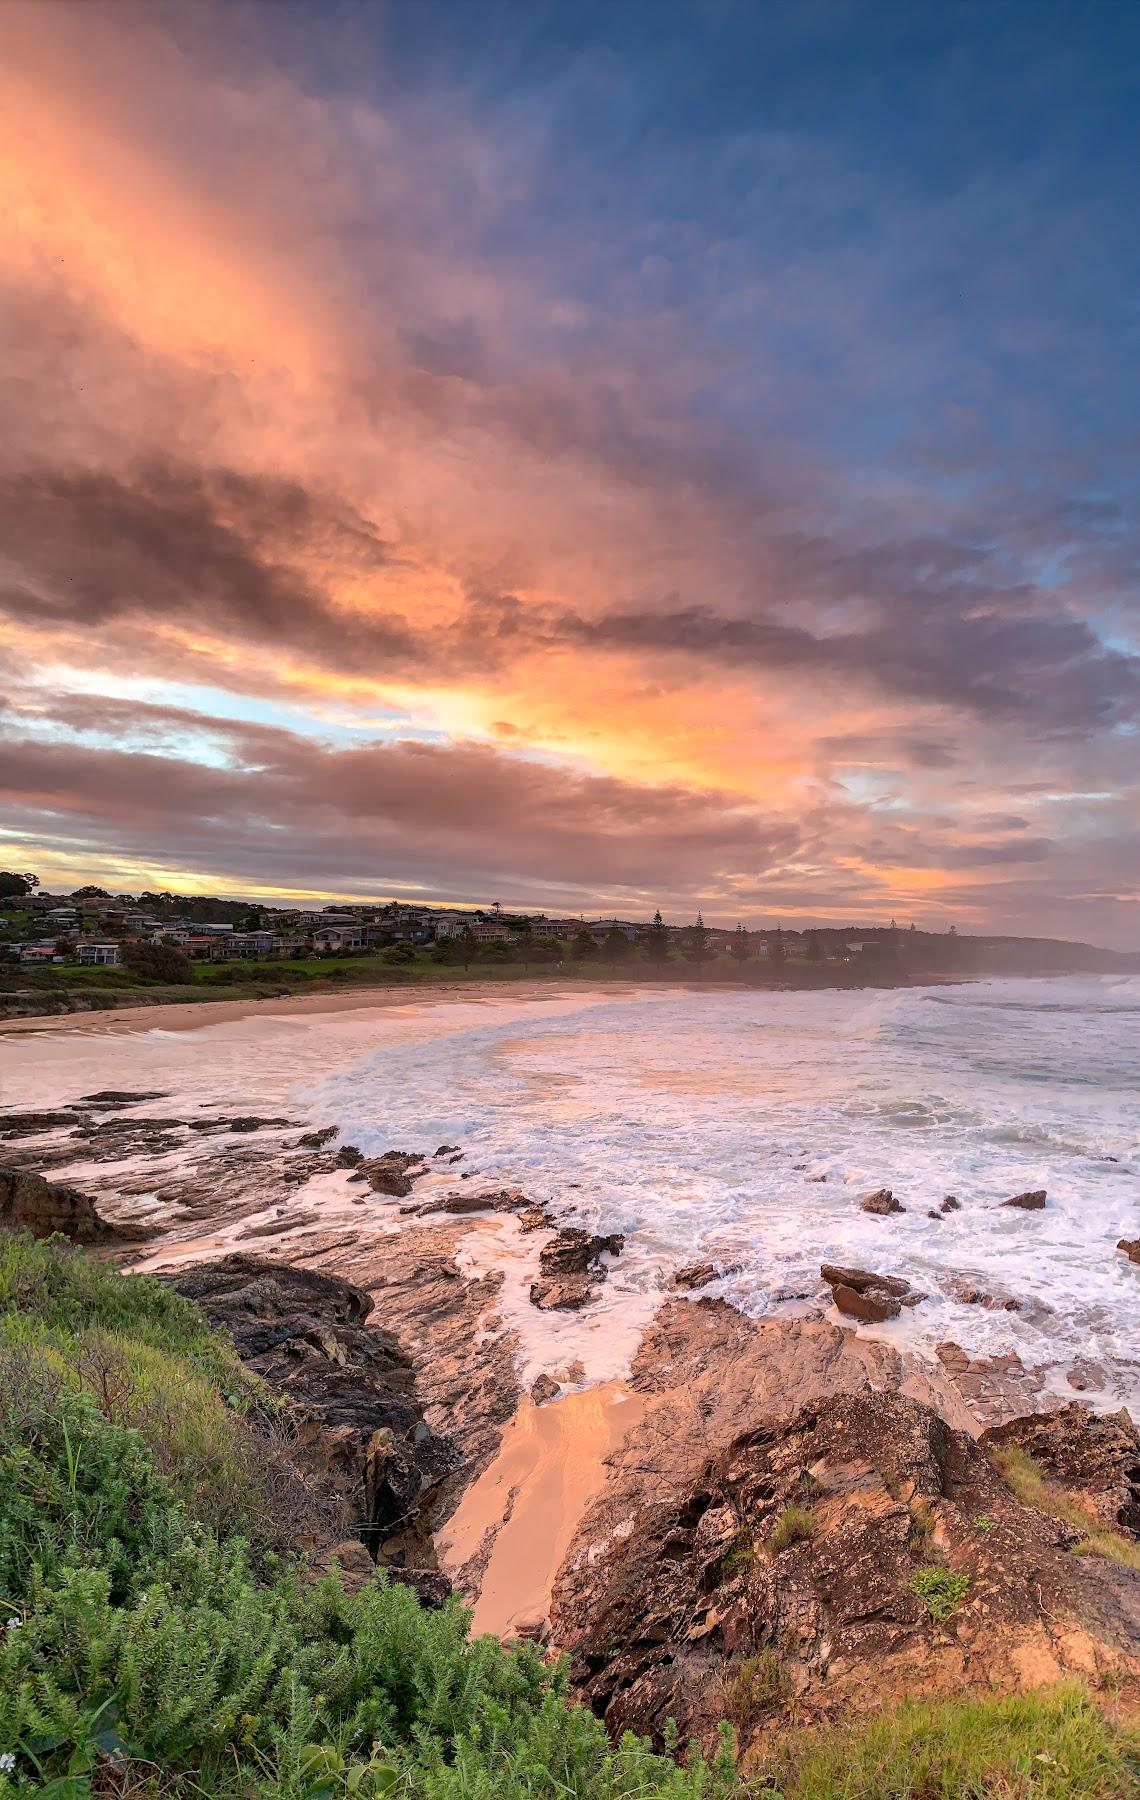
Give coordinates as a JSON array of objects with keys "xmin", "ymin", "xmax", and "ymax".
[
  {"xmin": 908, "ymin": 1564, "xmax": 971, "ymax": 1621},
  {"xmin": 769, "ymin": 1505, "xmax": 816, "ymax": 1553},
  {"xmin": 753, "ymin": 1685, "xmax": 1140, "ymax": 1799},
  {"xmin": 989, "ymin": 1444, "xmax": 1140, "ymax": 1572}
]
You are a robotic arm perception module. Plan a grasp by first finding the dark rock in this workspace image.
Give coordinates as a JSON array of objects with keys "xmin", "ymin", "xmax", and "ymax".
[
  {"xmin": 293, "ymin": 1127, "xmax": 339, "ymax": 1150},
  {"xmin": 860, "ymin": 1187, "xmax": 905, "ymax": 1216},
  {"xmin": 946, "ymin": 1277, "xmax": 1021, "ymax": 1312},
  {"xmin": 530, "ymin": 1228, "xmax": 625, "ymax": 1312},
  {"xmin": 169, "ymin": 1254, "xmax": 461, "ymax": 1557},
  {"xmin": 75, "ymin": 1089, "xmax": 169, "ymax": 1108},
  {"xmin": 672, "ymin": 1262, "xmax": 721, "ymax": 1291},
  {"xmin": 539, "ymin": 1227, "xmax": 625, "ymax": 1276},
  {"xmin": 228, "ymin": 1115, "xmax": 297, "ymax": 1133},
  {"xmin": 1117, "ymin": 1238, "xmax": 1140, "ymax": 1265},
  {"xmin": 356, "ymin": 1150, "xmax": 429, "ymax": 1197},
  {"xmin": 1002, "ymin": 1189, "xmax": 1047, "ymax": 1211},
  {"xmin": 940, "ymin": 1195, "xmax": 962, "ymax": 1213},
  {"xmin": 530, "ymin": 1274, "xmax": 595, "ymax": 1311},
  {"xmin": 434, "ymin": 1144, "xmax": 460, "ymax": 1157},
  {"xmin": 0, "ymin": 1165, "xmax": 127, "ymax": 1241},
  {"xmin": 982, "ymin": 1404, "xmax": 1140, "ymax": 1538},
  {"xmin": 335, "ymin": 1144, "xmax": 365, "ymax": 1167},
  {"xmin": 531, "ymin": 1373, "xmax": 562, "ymax": 1405},
  {"xmin": 386, "ymin": 1566, "xmax": 453, "ymax": 1609},
  {"xmin": 0, "ymin": 1109, "xmax": 85, "ymax": 1139}
]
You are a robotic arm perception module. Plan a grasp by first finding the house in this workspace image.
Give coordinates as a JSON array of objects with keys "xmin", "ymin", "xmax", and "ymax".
[
  {"xmin": 309, "ymin": 924, "xmax": 365, "ymax": 953},
  {"xmin": 77, "ymin": 942, "xmax": 122, "ymax": 967},
  {"xmin": 18, "ymin": 942, "xmax": 62, "ymax": 963},
  {"xmin": 469, "ymin": 919, "xmax": 510, "ymax": 942}
]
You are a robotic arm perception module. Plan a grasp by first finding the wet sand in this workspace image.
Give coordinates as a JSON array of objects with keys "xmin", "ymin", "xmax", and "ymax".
[{"xmin": 438, "ymin": 1381, "xmax": 645, "ymax": 1638}]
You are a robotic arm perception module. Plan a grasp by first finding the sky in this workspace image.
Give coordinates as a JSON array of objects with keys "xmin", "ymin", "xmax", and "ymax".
[{"xmin": 1, "ymin": 1, "xmax": 1138, "ymax": 943}]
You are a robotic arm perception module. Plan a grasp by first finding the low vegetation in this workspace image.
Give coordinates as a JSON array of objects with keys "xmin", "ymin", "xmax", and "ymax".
[
  {"xmin": 768, "ymin": 1506, "xmax": 815, "ymax": 1553},
  {"xmin": 989, "ymin": 1443, "xmax": 1140, "ymax": 1572},
  {"xmin": 907, "ymin": 1563, "xmax": 971, "ymax": 1621},
  {"xmin": 1, "ymin": 1239, "xmax": 1137, "ymax": 1797},
  {"xmin": 754, "ymin": 1685, "xmax": 1140, "ymax": 1799}
]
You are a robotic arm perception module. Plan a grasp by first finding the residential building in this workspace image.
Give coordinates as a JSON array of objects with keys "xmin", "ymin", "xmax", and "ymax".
[{"xmin": 77, "ymin": 942, "xmax": 122, "ymax": 967}]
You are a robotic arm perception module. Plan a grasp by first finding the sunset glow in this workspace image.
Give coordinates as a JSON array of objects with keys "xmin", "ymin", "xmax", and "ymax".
[{"xmin": 2, "ymin": 1, "xmax": 1138, "ymax": 942}]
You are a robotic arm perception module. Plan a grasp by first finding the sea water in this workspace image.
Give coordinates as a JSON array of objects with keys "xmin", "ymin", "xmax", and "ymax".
[{"xmin": 4, "ymin": 977, "xmax": 1138, "ymax": 1404}]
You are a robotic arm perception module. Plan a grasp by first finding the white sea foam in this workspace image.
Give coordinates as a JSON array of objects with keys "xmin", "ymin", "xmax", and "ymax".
[{"xmin": 4, "ymin": 978, "xmax": 1138, "ymax": 1404}]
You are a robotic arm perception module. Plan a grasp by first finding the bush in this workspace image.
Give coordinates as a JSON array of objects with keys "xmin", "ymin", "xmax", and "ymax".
[{"xmin": 121, "ymin": 940, "xmax": 194, "ymax": 984}]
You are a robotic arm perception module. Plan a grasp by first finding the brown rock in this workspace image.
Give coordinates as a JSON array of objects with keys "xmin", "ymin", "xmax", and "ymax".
[
  {"xmin": 293, "ymin": 1126, "xmax": 339, "ymax": 1149},
  {"xmin": 672, "ymin": 1261, "xmax": 726, "ymax": 1291},
  {"xmin": 832, "ymin": 1281, "xmax": 902, "ymax": 1322},
  {"xmin": 982, "ymin": 1404, "xmax": 1140, "ymax": 1537},
  {"xmin": 0, "ymin": 1165, "xmax": 125, "ymax": 1242},
  {"xmin": 530, "ymin": 1274, "xmax": 595, "ymax": 1311},
  {"xmin": 946, "ymin": 1277, "xmax": 1021, "ymax": 1312},
  {"xmin": 860, "ymin": 1187, "xmax": 905, "ymax": 1215},
  {"xmin": 940, "ymin": 1195, "xmax": 962, "ymax": 1213},
  {"xmin": 531, "ymin": 1373, "xmax": 562, "ymax": 1405},
  {"xmin": 1117, "ymin": 1238, "xmax": 1140, "ymax": 1265},
  {"xmin": 1002, "ymin": 1190, "xmax": 1047, "ymax": 1210},
  {"xmin": 552, "ymin": 1380, "xmax": 1140, "ymax": 1753},
  {"xmin": 335, "ymin": 1144, "xmax": 365, "ymax": 1167}
]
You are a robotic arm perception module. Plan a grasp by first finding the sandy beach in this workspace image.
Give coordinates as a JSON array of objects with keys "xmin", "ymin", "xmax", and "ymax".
[{"xmin": 0, "ymin": 976, "xmax": 594, "ymax": 1035}]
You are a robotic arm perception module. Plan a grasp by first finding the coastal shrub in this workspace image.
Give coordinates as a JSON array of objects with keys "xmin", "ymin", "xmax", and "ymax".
[
  {"xmin": 908, "ymin": 1564, "xmax": 970, "ymax": 1621},
  {"xmin": 753, "ymin": 1683, "xmax": 1140, "ymax": 1800},
  {"xmin": 0, "ymin": 1239, "xmax": 740, "ymax": 1798},
  {"xmin": 769, "ymin": 1506, "xmax": 815, "ymax": 1553},
  {"xmin": 989, "ymin": 1444, "xmax": 1140, "ymax": 1571}
]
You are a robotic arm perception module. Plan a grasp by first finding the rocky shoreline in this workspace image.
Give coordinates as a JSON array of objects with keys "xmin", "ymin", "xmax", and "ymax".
[{"xmin": 2, "ymin": 1087, "xmax": 1139, "ymax": 1744}]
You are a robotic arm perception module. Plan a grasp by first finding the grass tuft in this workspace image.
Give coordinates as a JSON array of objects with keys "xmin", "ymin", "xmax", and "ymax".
[
  {"xmin": 754, "ymin": 1683, "xmax": 1140, "ymax": 1799},
  {"xmin": 989, "ymin": 1443, "xmax": 1140, "ymax": 1571},
  {"xmin": 769, "ymin": 1504, "xmax": 816, "ymax": 1552}
]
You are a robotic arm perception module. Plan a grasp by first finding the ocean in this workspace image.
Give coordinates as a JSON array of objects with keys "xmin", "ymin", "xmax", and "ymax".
[{"xmin": 4, "ymin": 976, "xmax": 1138, "ymax": 1406}]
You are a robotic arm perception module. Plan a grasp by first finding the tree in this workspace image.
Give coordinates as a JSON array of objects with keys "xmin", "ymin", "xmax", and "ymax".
[
  {"xmin": 805, "ymin": 931, "xmax": 822, "ymax": 963},
  {"xmin": 0, "ymin": 871, "xmax": 39, "ymax": 899},
  {"xmin": 728, "ymin": 923, "xmax": 751, "ymax": 964},
  {"xmin": 769, "ymin": 927, "xmax": 786, "ymax": 966},
  {"xmin": 603, "ymin": 925, "xmax": 631, "ymax": 969},
  {"xmin": 571, "ymin": 929, "xmax": 599, "ymax": 961},
  {"xmin": 459, "ymin": 924, "xmax": 476, "ymax": 970},
  {"xmin": 684, "ymin": 912, "xmax": 712, "ymax": 970},
  {"xmin": 645, "ymin": 909, "xmax": 670, "ymax": 967},
  {"xmin": 121, "ymin": 939, "xmax": 194, "ymax": 984}
]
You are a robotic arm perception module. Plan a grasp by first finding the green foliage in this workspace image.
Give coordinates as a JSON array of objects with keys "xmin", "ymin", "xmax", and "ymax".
[
  {"xmin": 724, "ymin": 1651, "xmax": 786, "ymax": 1725},
  {"xmin": 120, "ymin": 939, "xmax": 194, "ymax": 984},
  {"xmin": 769, "ymin": 1506, "xmax": 815, "ymax": 1553},
  {"xmin": 0, "ymin": 1239, "xmax": 738, "ymax": 1798},
  {"xmin": 908, "ymin": 1563, "xmax": 970, "ymax": 1621},
  {"xmin": 753, "ymin": 1684, "xmax": 1140, "ymax": 1799}
]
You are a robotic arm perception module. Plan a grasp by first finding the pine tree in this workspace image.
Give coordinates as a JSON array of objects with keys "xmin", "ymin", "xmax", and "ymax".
[
  {"xmin": 645, "ymin": 908, "xmax": 670, "ymax": 966},
  {"xmin": 728, "ymin": 923, "xmax": 751, "ymax": 963}
]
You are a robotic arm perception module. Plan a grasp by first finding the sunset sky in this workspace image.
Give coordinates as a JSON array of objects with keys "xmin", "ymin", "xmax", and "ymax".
[{"xmin": 2, "ymin": 1, "xmax": 1138, "ymax": 943}]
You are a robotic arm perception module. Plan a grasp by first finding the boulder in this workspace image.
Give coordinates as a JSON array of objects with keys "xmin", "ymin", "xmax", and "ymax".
[
  {"xmin": 1117, "ymin": 1238, "xmax": 1140, "ymax": 1265},
  {"xmin": 946, "ymin": 1277, "xmax": 1021, "ymax": 1312},
  {"xmin": 672, "ymin": 1262, "xmax": 727, "ymax": 1291},
  {"xmin": 551, "ymin": 1384, "xmax": 1140, "ymax": 1752},
  {"xmin": 860, "ymin": 1187, "xmax": 905, "ymax": 1215},
  {"xmin": 169, "ymin": 1254, "xmax": 460, "ymax": 1559},
  {"xmin": 530, "ymin": 1274, "xmax": 595, "ymax": 1311},
  {"xmin": 335, "ymin": 1144, "xmax": 365, "ymax": 1167},
  {"xmin": 832, "ymin": 1281, "xmax": 900, "ymax": 1322},
  {"xmin": 940, "ymin": 1195, "xmax": 962, "ymax": 1213},
  {"xmin": 0, "ymin": 1165, "xmax": 124, "ymax": 1242},
  {"xmin": 1002, "ymin": 1189, "xmax": 1047, "ymax": 1210},
  {"xmin": 531, "ymin": 1373, "xmax": 562, "ymax": 1405},
  {"xmin": 820, "ymin": 1262, "xmax": 924, "ymax": 1323},
  {"xmin": 292, "ymin": 1126, "xmax": 339, "ymax": 1150}
]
